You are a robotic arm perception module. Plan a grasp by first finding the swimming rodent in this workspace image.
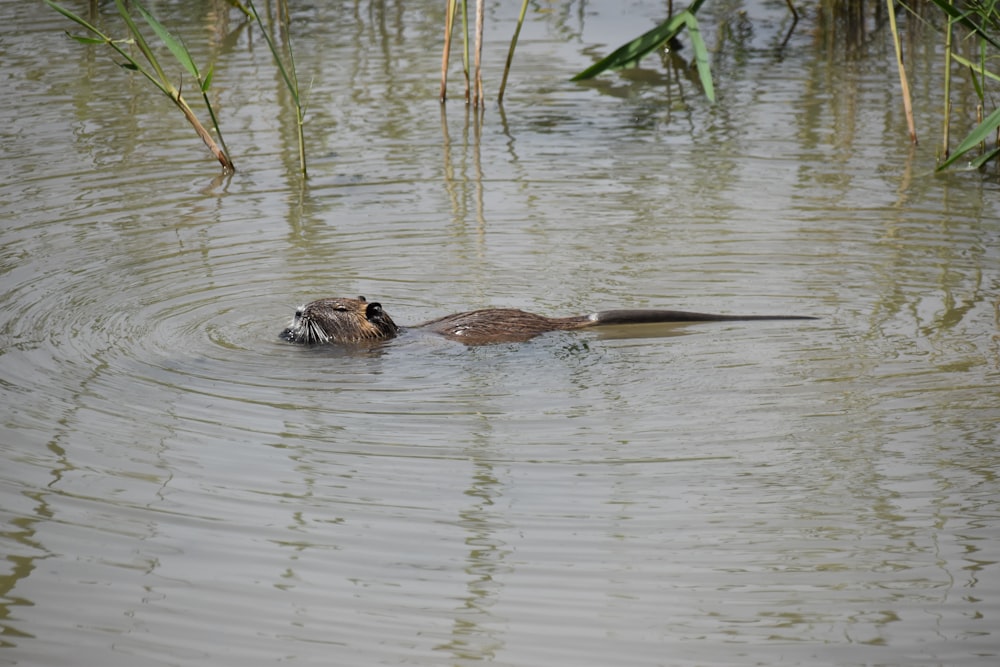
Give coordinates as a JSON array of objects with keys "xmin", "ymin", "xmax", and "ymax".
[{"xmin": 279, "ymin": 296, "xmax": 816, "ymax": 346}]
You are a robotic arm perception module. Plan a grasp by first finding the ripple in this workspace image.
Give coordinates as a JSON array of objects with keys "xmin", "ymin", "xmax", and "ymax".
[{"xmin": 3, "ymin": 4, "xmax": 1000, "ymax": 665}]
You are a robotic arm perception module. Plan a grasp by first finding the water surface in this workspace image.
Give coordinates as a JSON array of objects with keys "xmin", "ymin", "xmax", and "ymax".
[{"xmin": 1, "ymin": 1, "xmax": 998, "ymax": 666}]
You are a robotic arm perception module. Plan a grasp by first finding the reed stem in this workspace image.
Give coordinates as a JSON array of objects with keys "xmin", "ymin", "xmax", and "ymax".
[
  {"xmin": 474, "ymin": 0, "xmax": 484, "ymax": 107},
  {"xmin": 440, "ymin": 0, "xmax": 457, "ymax": 102},
  {"xmin": 498, "ymin": 0, "xmax": 530, "ymax": 104},
  {"xmin": 46, "ymin": 0, "xmax": 235, "ymax": 172},
  {"xmin": 942, "ymin": 0, "xmax": 953, "ymax": 160},
  {"xmin": 247, "ymin": 0, "xmax": 307, "ymax": 176},
  {"xmin": 461, "ymin": 0, "xmax": 470, "ymax": 104},
  {"xmin": 887, "ymin": 0, "xmax": 918, "ymax": 145}
]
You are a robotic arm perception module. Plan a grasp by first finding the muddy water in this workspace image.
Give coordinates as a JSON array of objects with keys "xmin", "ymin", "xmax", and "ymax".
[{"xmin": 1, "ymin": 1, "xmax": 998, "ymax": 665}]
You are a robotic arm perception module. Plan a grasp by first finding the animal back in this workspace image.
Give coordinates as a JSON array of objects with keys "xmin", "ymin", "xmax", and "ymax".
[{"xmin": 416, "ymin": 309, "xmax": 588, "ymax": 344}]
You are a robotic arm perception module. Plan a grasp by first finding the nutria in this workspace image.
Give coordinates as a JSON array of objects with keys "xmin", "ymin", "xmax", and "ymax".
[{"xmin": 279, "ymin": 296, "xmax": 815, "ymax": 346}]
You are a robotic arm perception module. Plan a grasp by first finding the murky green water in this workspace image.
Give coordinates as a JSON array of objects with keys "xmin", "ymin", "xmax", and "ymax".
[{"xmin": 1, "ymin": 1, "xmax": 998, "ymax": 665}]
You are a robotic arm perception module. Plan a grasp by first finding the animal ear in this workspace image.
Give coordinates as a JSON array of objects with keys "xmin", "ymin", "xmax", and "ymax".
[
  {"xmin": 365, "ymin": 302, "xmax": 383, "ymax": 319},
  {"xmin": 358, "ymin": 296, "xmax": 367, "ymax": 302}
]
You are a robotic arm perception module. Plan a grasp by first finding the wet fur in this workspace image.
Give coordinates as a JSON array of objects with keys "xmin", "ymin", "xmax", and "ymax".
[
  {"xmin": 280, "ymin": 296, "xmax": 815, "ymax": 346},
  {"xmin": 280, "ymin": 297, "xmax": 399, "ymax": 344}
]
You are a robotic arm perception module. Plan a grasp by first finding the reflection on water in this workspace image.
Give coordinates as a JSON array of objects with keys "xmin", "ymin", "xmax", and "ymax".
[{"xmin": 1, "ymin": 1, "xmax": 999, "ymax": 666}]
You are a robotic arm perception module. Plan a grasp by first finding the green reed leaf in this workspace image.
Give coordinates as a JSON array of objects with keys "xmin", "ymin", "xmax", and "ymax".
[
  {"xmin": 47, "ymin": 1, "xmax": 154, "ymax": 86},
  {"xmin": 135, "ymin": 2, "xmax": 199, "ymax": 81},
  {"xmin": 44, "ymin": 0, "xmax": 102, "ymax": 35},
  {"xmin": 969, "ymin": 145, "xmax": 1000, "ymax": 168},
  {"xmin": 684, "ymin": 13, "xmax": 714, "ymax": 103},
  {"xmin": 937, "ymin": 105, "xmax": 1000, "ymax": 170},
  {"xmin": 202, "ymin": 64, "xmax": 214, "ymax": 93},
  {"xmin": 927, "ymin": 0, "xmax": 1000, "ymax": 50},
  {"xmin": 571, "ymin": 12, "xmax": 687, "ymax": 80},
  {"xmin": 112, "ymin": 0, "xmax": 165, "ymax": 87},
  {"xmin": 47, "ymin": 0, "xmax": 233, "ymax": 171},
  {"xmin": 969, "ymin": 64, "xmax": 985, "ymax": 100},
  {"xmin": 571, "ymin": 0, "xmax": 707, "ymax": 81},
  {"xmin": 68, "ymin": 34, "xmax": 107, "ymax": 45}
]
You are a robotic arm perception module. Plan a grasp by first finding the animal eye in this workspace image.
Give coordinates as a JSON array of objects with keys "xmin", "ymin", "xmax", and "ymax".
[{"xmin": 335, "ymin": 304, "xmax": 348, "ymax": 311}]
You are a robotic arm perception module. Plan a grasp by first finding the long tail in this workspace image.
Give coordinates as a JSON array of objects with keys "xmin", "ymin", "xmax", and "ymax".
[{"xmin": 588, "ymin": 309, "xmax": 817, "ymax": 325}]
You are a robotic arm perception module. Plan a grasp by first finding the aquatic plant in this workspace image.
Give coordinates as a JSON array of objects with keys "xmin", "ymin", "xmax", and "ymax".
[
  {"xmin": 440, "ymin": 0, "xmax": 530, "ymax": 106},
  {"xmin": 439, "ymin": 0, "xmax": 459, "ymax": 102},
  {"xmin": 498, "ymin": 0, "xmax": 530, "ymax": 103},
  {"xmin": 571, "ymin": 0, "xmax": 998, "ymax": 172},
  {"xmin": 888, "ymin": 0, "xmax": 919, "ymax": 145},
  {"xmin": 570, "ymin": 0, "xmax": 715, "ymax": 103},
  {"xmin": 45, "ymin": 0, "xmax": 235, "ymax": 173},
  {"xmin": 247, "ymin": 0, "xmax": 307, "ymax": 176},
  {"xmin": 440, "ymin": 0, "xmax": 479, "ymax": 105},
  {"xmin": 927, "ymin": 0, "xmax": 1000, "ymax": 170}
]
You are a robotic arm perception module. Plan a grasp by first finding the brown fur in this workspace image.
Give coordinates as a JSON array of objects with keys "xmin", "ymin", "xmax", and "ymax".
[
  {"xmin": 279, "ymin": 297, "xmax": 399, "ymax": 344},
  {"xmin": 280, "ymin": 296, "xmax": 815, "ymax": 346}
]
